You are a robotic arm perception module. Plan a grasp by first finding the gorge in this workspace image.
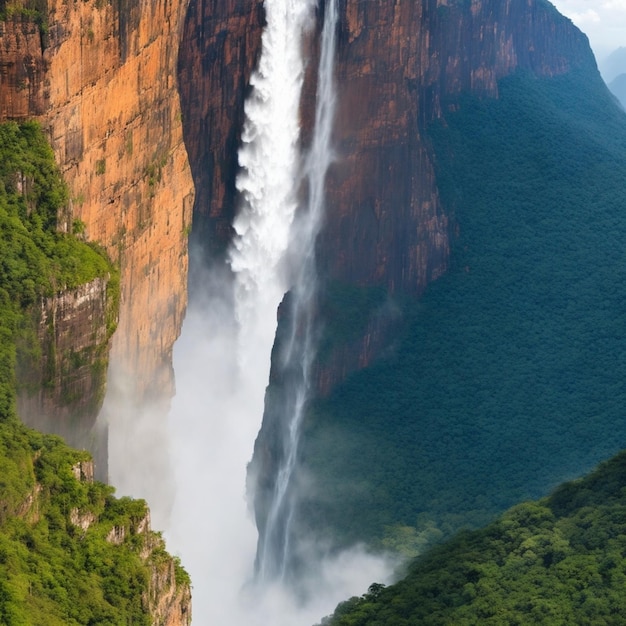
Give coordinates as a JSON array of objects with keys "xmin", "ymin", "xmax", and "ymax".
[{"xmin": 1, "ymin": 0, "xmax": 626, "ymax": 624}]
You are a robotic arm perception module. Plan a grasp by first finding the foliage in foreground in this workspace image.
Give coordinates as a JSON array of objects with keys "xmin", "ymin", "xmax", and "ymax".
[
  {"xmin": 0, "ymin": 417, "xmax": 186, "ymax": 625},
  {"xmin": 320, "ymin": 450, "xmax": 626, "ymax": 625}
]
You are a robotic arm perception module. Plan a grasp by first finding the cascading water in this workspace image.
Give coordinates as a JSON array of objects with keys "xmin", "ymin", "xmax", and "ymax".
[
  {"xmin": 230, "ymin": 0, "xmax": 315, "ymax": 386},
  {"xmin": 164, "ymin": 1, "xmax": 392, "ymax": 623},
  {"xmin": 255, "ymin": 0, "xmax": 339, "ymax": 582}
]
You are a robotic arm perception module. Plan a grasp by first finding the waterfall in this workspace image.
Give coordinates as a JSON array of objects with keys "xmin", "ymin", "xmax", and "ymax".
[
  {"xmin": 164, "ymin": 2, "xmax": 379, "ymax": 623},
  {"xmin": 255, "ymin": 0, "xmax": 339, "ymax": 582},
  {"xmin": 230, "ymin": 0, "xmax": 315, "ymax": 401}
]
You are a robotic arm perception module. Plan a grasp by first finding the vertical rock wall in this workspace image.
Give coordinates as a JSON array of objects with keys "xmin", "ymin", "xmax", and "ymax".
[
  {"xmin": 17, "ymin": 277, "xmax": 114, "ymax": 450},
  {"xmin": 178, "ymin": 0, "xmax": 263, "ymax": 266},
  {"xmin": 0, "ymin": 0, "xmax": 194, "ymax": 455},
  {"xmin": 42, "ymin": 0, "xmax": 194, "ymax": 403},
  {"xmin": 320, "ymin": 0, "xmax": 591, "ymax": 296}
]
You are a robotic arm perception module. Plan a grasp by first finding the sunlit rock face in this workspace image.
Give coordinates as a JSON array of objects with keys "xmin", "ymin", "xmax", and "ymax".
[{"xmin": 0, "ymin": 0, "xmax": 194, "ymax": 465}]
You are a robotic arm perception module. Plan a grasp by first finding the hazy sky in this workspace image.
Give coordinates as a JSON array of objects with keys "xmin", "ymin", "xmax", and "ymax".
[{"xmin": 551, "ymin": 0, "xmax": 626, "ymax": 61}]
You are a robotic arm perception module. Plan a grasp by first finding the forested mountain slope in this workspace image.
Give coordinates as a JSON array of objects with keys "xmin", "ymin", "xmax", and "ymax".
[
  {"xmin": 294, "ymin": 65, "xmax": 626, "ymax": 553},
  {"xmin": 0, "ymin": 120, "xmax": 190, "ymax": 624},
  {"xmin": 320, "ymin": 449, "xmax": 626, "ymax": 625}
]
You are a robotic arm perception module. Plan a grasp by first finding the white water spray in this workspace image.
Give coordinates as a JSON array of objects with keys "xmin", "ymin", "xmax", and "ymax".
[{"xmin": 230, "ymin": 0, "xmax": 315, "ymax": 389}]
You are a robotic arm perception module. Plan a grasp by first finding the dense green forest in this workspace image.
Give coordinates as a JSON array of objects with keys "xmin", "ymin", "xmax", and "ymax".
[
  {"xmin": 296, "ymin": 66, "xmax": 626, "ymax": 556},
  {"xmin": 0, "ymin": 420, "xmax": 190, "ymax": 625},
  {"xmin": 319, "ymin": 450, "xmax": 626, "ymax": 625},
  {"xmin": 0, "ymin": 121, "xmax": 187, "ymax": 623}
]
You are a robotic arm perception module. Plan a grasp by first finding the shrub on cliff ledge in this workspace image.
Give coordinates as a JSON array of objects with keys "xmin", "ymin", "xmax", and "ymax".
[
  {"xmin": 0, "ymin": 121, "xmax": 118, "ymax": 423},
  {"xmin": 0, "ymin": 418, "xmax": 183, "ymax": 625}
]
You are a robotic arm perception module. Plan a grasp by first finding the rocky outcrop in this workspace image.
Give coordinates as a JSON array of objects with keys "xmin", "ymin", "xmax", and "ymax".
[
  {"xmin": 145, "ymin": 552, "xmax": 192, "ymax": 626},
  {"xmin": 17, "ymin": 276, "xmax": 115, "ymax": 450},
  {"xmin": 1, "ymin": 0, "xmax": 194, "ymax": 441}
]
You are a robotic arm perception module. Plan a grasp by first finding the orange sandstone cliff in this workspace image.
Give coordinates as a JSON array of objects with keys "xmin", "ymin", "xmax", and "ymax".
[
  {"xmin": 0, "ymin": 0, "xmax": 194, "ymax": 459},
  {"xmin": 1, "ymin": 1, "xmax": 194, "ymax": 621}
]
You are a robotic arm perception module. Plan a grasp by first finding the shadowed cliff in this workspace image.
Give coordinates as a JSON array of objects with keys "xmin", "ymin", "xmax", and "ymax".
[{"xmin": 243, "ymin": 0, "xmax": 626, "ymax": 571}]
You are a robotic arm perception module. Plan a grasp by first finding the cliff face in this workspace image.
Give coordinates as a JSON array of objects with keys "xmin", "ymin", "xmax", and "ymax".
[
  {"xmin": 322, "ymin": 0, "xmax": 589, "ymax": 294},
  {"xmin": 0, "ymin": 0, "xmax": 194, "ymax": 437},
  {"xmin": 178, "ymin": 0, "xmax": 263, "ymax": 265},
  {"xmin": 310, "ymin": 0, "xmax": 591, "ymax": 389},
  {"xmin": 180, "ymin": 0, "xmax": 591, "ymax": 388},
  {"xmin": 235, "ymin": 0, "xmax": 601, "ymax": 567},
  {"xmin": 182, "ymin": 0, "xmax": 589, "ymax": 292},
  {"xmin": 17, "ymin": 276, "xmax": 115, "ymax": 450},
  {"xmin": 43, "ymin": 0, "xmax": 194, "ymax": 403}
]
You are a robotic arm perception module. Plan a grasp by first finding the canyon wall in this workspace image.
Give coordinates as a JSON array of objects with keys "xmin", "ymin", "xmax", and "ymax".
[
  {"xmin": 322, "ymin": 0, "xmax": 591, "ymax": 296},
  {"xmin": 312, "ymin": 0, "xmax": 592, "ymax": 388},
  {"xmin": 17, "ymin": 276, "xmax": 115, "ymax": 450},
  {"xmin": 0, "ymin": 0, "xmax": 194, "ymax": 455},
  {"xmin": 228, "ymin": 0, "xmax": 596, "ymax": 563},
  {"xmin": 181, "ymin": 0, "xmax": 590, "ymax": 296},
  {"xmin": 179, "ymin": 0, "xmax": 592, "ymax": 388}
]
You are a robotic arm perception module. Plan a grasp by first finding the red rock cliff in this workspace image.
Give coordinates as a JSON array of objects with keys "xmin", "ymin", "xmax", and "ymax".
[
  {"xmin": 312, "ymin": 0, "xmax": 592, "ymax": 388},
  {"xmin": 321, "ymin": 0, "xmax": 590, "ymax": 296},
  {"xmin": 178, "ymin": 0, "xmax": 263, "ymax": 264}
]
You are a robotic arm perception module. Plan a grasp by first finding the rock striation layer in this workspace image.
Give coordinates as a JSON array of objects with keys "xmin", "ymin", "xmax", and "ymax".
[{"xmin": 17, "ymin": 276, "xmax": 115, "ymax": 450}]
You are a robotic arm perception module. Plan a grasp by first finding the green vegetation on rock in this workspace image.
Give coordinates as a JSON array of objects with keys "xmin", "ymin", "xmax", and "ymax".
[
  {"xmin": 0, "ymin": 0, "xmax": 49, "ymax": 35},
  {"xmin": 0, "ymin": 121, "xmax": 117, "ymax": 416},
  {"xmin": 0, "ymin": 121, "xmax": 186, "ymax": 623},
  {"xmin": 0, "ymin": 418, "xmax": 182, "ymax": 625},
  {"xmin": 320, "ymin": 450, "xmax": 626, "ymax": 625},
  {"xmin": 297, "ymin": 67, "xmax": 626, "ymax": 554}
]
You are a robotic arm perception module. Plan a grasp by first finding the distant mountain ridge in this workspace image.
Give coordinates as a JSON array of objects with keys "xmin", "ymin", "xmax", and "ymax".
[
  {"xmin": 599, "ymin": 46, "xmax": 626, "ymax": 82},
  {"xmin": 609, "ymin": 73, "xmax": 626, "ymax": 107}
]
